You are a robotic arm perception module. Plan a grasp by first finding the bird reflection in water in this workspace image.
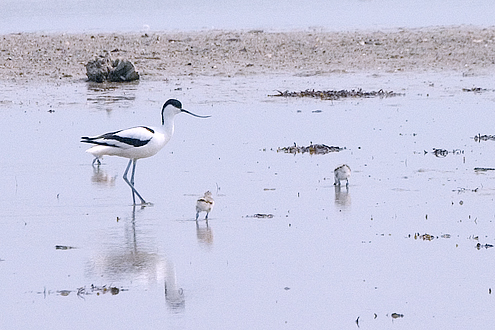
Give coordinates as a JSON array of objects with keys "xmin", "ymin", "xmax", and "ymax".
[
  {"xmin": 196, "ymin": 220, "xmax": 214, "ymax": 250},
  {"xmin": 90, "ymin": 165, "xmax": 116, "ymax": 186},
  {"xmin": 334, "ymin": 185, "xmax": 351, "ymax": 208},
  {"xmin": 86, "ymin": 206, "xmax": 184, "ymax": 312},
  {"xmin": 164, "ymin": 259, "xmax": 185, "ymax": 312}
]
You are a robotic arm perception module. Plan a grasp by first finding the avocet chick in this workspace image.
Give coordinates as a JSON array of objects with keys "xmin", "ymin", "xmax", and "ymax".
[
  {"xmin": 334, "ymin": 164, "xmax": 351, "ymax": 186},
  {"xmin": 196, "ymin": 191, "xmax": 214, "ymax": 221}
]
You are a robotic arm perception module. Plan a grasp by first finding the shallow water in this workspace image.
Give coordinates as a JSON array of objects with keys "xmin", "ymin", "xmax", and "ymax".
[
  {"xmin": 1, "ymin": 0, "xmax": 494, "ymax": 33},
  {"xmin": 1, "ymin": 72, "xmax": 495, "ymax": 329}
]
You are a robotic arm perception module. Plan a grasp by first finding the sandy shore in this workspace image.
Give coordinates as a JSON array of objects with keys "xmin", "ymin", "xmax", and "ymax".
[{"xmin": 1, "ymin": 26, "xmax": 494, "ymax": 82}]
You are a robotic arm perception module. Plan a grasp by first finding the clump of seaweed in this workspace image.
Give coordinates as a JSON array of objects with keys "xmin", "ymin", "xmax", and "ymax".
[
  {"xmin": 278, "ymin": 143, "xmax": 343, "ymax": 155},
  {"xmin": 412, "ymin": 233, "xmax": 451, "ymax": 241},
  {"xmin": 452, "ymin": 186, "xmax": 479, "ymax": 193},
  {"xmin": 424, "ymin": 148, "xmax": 464, "ymax": 158},
  {"xmin": 38, "ymin": 284, "xmax": 124, "ymax": 299},
  {"xmin": 269, "ymin": 88, "xmax": 403, "ymax": 100},
  {"xmin": 462, "ymin": 87, "xmax": 489, "ymax": 93},
  {"xmin": 474, "ymin": 167, "xmax": 495, "ymax": 171},
  {"xmin": 245, "ymin": 214, "xmax": 274, "ymax": 218},
  {"xmin": 476, "ymin": 243, "xmax": 494, "ymax": 250},
  {"xmin": 55, "ymin": 245, "xmax": 77, "ymax": 250},
  {"xmin": 474, "ymin": 134, "xmax": 495, "ymax": 142}
]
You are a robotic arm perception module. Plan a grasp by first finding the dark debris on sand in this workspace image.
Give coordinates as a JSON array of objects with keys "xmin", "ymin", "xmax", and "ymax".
[
  {"xmin": 278, "ymin": 143, "xmax": 343, "ymax": 155},
  {"xmin": 245, "ymin": 214, "xmax": 274, "ymax": 218},
  {"xmin": 39, "ymin": 284, "xmax": 124, "ymax": 299},
  {"xmin": 462, "ymin": 87, "xmax": 490, "ymax": 93},
  {"xmin": 424, "ymin": 148, "xmax": 464, "ymax": 158},
  {"xmin": 474, "ymin": 134, "xmax": 495, "ymax": 142},
  {"xmin": 269, "ymin": 88, "xmax": 403, "ymax": 100}
]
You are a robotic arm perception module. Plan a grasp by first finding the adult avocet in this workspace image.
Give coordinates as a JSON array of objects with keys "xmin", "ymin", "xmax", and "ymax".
[{"xmin": 81, "ymin": 99, "xmax": 210, "ymax": 205}]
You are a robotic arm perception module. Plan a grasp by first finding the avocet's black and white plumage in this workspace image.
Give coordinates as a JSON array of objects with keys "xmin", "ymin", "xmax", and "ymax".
[{"xmin": 81, "ymin": 99, "xmax": 210, "ymax": 205}]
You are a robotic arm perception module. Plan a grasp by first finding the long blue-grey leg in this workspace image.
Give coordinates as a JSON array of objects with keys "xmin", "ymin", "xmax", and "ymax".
[
  {"xmin": 130, "ymin": 159, "xmax": 137, "ymax": 187},
  {"xmin": 130, "ymin": 159, "xmax": 147, "ymax": 204},
  {"xmin": 92, "ymin": 157, "xmax": 101, "ymax": 167},
  {"xmin": 130, "ymin": 159, "xmax": 147, "ymax": 205},
  {"xmin": 123, "ymin": 159, "xmax": 136, "ymax": 204},
  {"xmin": 123, "ymin": 159, "xmax": 147, "ymax": 205}
]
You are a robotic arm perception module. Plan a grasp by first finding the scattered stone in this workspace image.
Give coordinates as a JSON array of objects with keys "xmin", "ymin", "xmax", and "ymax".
[{"xmin": 85, "ymin": 54, "xmax": 139, "ymax": 82}]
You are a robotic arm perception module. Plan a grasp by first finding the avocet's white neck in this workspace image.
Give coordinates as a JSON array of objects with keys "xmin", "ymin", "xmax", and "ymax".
[{"xmin": 161, "ymin": 104, "xmax": 181, "ymax": 138}]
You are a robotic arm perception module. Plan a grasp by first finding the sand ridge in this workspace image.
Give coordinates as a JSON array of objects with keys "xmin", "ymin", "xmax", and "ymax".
[{"xmin": 1, "ymin": 26, "xmax": 494, "ymax": 82}]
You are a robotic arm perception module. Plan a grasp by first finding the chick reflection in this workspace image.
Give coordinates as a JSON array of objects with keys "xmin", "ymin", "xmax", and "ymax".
[
  {"xmin": 86, "ymin": 206, "xmax": 184, "ymax": 312},
  {"xmin": 90, "ymin": 165, "xmax": 116, "ymax": 186},
  {"xmin": 334, "ymin": 185, "xmax": 351, "ymax": 208},
  {"xmin": 196, "ymin": 220, "xmax": 214, "ymax": 250}
]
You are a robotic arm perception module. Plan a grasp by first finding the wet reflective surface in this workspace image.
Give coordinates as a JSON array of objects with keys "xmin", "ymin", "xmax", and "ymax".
[
  {"xmin": 1, "ymin": 0, "xmax": 494, "ymax": 33},
  {"xmin": 1, "ymin": 73, "xmax": 495, "ymax": 328}
]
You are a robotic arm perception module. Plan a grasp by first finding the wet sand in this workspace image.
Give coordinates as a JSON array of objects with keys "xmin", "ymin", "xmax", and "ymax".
[{"xmin": 1, "ymin": 26, "xmax": 495, "ymax": 82}]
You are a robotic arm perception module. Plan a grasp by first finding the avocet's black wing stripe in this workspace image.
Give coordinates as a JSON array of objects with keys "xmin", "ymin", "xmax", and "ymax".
[
  {"xmin": 81, "ymin": 126, "xmax": 155, "ymax": 149},
  {"xmin": 81, "ymin": 138, "xmax": 150, "ymax": 148}
]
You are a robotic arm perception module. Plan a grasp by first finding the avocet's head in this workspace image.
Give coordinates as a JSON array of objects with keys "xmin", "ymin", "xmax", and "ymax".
[{"xmin": 161, "ymin": 99, "xmax": 211, "ymax": 124}]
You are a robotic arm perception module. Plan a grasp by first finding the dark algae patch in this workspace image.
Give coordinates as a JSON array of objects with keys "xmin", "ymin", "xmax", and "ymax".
[
  {"xmin": 278, "ymin": 143, "xmax": 343, "ymax": 155},
  {"xmin": 38, "ymin": 284, "xmax": 125, "ymax": 299},
  {"xmin": 269, "ymin": 88, "xmax": 403, "ymax": 100},
  {"xmin": 474, "ymin": 134, "xmax": 495, "ymax": 142}
]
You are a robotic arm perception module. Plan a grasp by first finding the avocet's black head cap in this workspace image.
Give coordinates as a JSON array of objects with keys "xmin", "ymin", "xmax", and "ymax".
[
  {"xmin": 163, "ymin": 99, "xmax": 182, "ymax": 109},
  {"xmin": 161, "ymin": 98, "xmax": 211, "ymax": 124}
]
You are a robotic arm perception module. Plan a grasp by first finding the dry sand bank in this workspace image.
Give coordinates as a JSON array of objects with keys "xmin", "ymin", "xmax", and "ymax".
[{"xmin": 1, "ymin": 26, "xmax": 495, "ymax": 82}]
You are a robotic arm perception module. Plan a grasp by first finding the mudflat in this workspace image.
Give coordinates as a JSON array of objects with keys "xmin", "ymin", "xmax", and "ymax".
[{"xmin": 1, "ymin": 26, "xmax": 494, "ymax": 82}]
